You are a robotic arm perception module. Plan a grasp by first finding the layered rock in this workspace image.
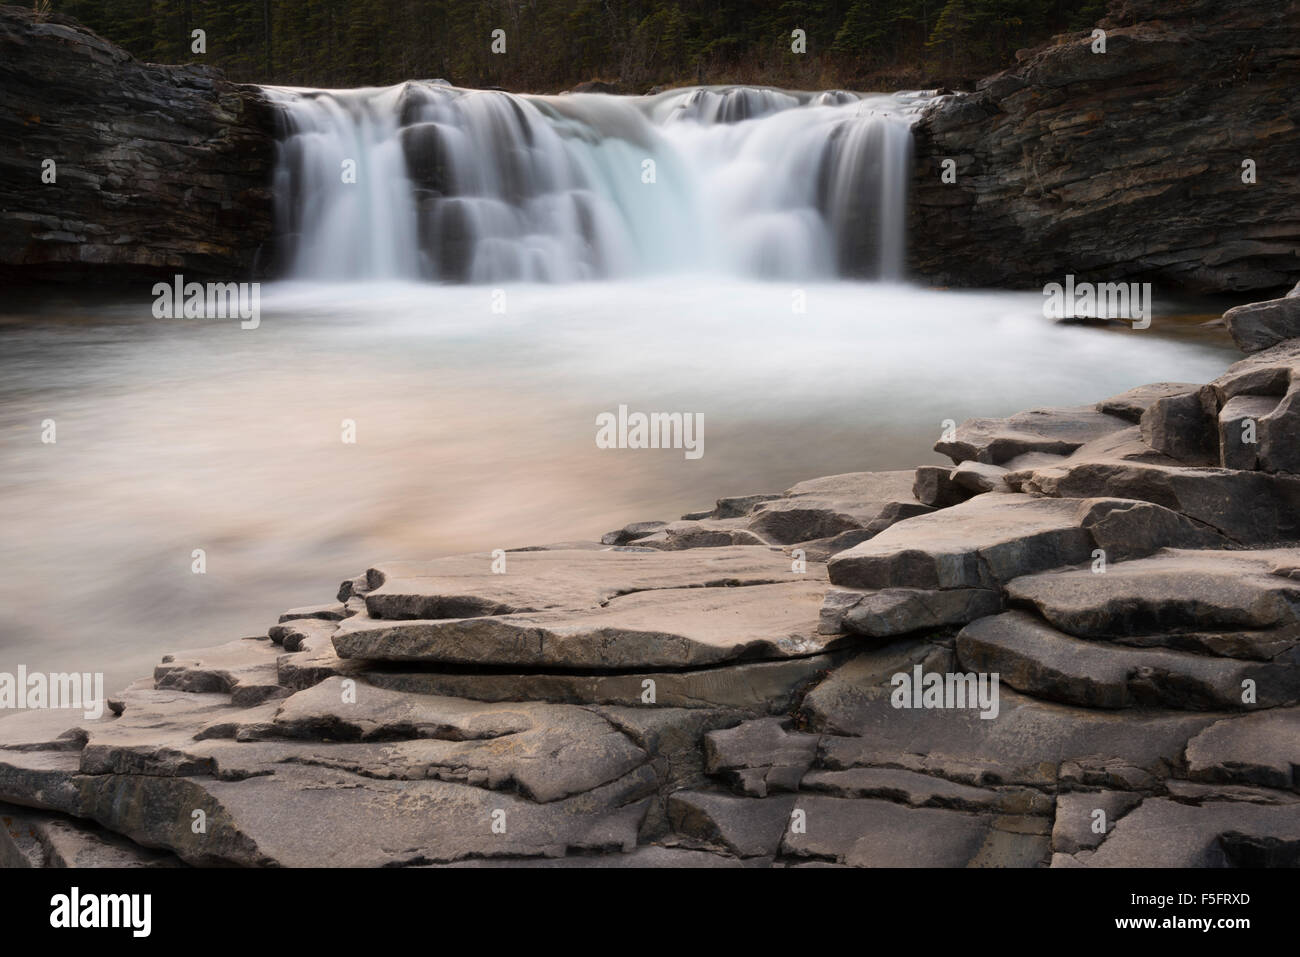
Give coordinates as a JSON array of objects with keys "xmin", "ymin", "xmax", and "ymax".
[
  {"xmin": 0, "ymin": 7, "xmax": 276, "ymax": 284},
  {"xmin": 908, "ymin": 0, "xmax": 1300, "ymax": 295}
]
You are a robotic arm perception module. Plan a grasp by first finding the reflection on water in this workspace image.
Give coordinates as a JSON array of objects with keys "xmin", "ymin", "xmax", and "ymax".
[{"xmin": 0, "ymin": 279, "xmax": 1240, "ymax": 691}]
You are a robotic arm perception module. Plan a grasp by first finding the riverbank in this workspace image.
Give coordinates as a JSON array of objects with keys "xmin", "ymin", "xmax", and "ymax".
[{"xmin": 1, "ymin": 290, "xmax": 1296, "ymax": 867}]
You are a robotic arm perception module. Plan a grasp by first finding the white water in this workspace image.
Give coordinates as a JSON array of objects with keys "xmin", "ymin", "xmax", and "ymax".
[{"xmin": 268, "ymin": 84, "xmax": 922, "ymax": 282}]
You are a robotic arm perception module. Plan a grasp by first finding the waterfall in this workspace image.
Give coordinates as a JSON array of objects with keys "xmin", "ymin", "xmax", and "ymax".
[{"xmin": 266, "ymin": 83, "xmax": 926, "ymax": 283}]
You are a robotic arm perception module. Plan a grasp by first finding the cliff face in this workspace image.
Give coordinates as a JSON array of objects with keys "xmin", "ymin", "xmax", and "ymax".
[
  {"xmin": 0, "ymin": 7, "xmax": 276, "ymax": 284},
  {"xmin": 908, "ymin": 0, "xmax": 1300, "ymax": 295}
]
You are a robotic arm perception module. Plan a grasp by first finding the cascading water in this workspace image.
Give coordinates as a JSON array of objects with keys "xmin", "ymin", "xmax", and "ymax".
[{"xmin": 267, "ymin": 83, "xmax": 926, "ymax": 283}]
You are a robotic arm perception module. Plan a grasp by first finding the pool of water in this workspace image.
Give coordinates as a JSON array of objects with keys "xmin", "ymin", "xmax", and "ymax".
[{"xmin": 0, "ymin": 278, "xmax": 1241, "ymax": 692}]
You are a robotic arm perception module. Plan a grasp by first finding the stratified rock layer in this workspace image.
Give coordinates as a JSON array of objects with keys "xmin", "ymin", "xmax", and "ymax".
[
  {"xmin": 909, "ymin": 0, "xmax": 1300, "ymax": 294},
  {"xmin": 0, "ymin": 8, "xmax": 275, "ymax": 283}
]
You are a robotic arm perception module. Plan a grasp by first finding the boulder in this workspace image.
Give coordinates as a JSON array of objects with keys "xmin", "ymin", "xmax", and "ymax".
[
  {"xmin": 1222, "ymin": 296, "xmax": 1300, "ymax": 353},
  {"xmin": 1138, "ymin": 387, "xmax": 1219, "ymax": 465},
  {"xmin": 1095, "ymin": 383, "xmax": 1202, "ymax": 423}
]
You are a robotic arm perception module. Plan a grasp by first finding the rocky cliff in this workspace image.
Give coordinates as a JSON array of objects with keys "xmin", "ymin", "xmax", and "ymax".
[
  {"xmin": 908, "ymin": 0, "xmax": 1300, "ymax": 294},
  {"xmin": 0, "ymin": 6, "xmax": 276, "ymax": 284}
]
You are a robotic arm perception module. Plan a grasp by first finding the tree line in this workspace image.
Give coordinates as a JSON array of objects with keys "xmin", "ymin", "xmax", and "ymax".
[{"xmin": 49, "ymin": 0, "xmax": 1111, "ymax": 91}]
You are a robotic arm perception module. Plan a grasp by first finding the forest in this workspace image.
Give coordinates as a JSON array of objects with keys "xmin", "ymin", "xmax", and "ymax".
[{"xmin": 45, "ymin": 0, "xmax": 1109, "ymax": 92}]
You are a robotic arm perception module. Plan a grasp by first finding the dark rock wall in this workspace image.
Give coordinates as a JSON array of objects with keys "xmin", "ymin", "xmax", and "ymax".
[
  {"xmin": 0, "ymin": 7, "xmax": 276, "ymax": 284},
  {"xmin": 908, "ymin": 0, "xmax": 1300, "ymax": 295}
]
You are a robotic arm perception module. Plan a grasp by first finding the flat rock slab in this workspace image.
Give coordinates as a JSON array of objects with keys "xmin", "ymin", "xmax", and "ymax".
[
  {"xmin": 827, "ymin": 493, "xmax": 1094, "ymax": 590},
  {"xmin": 363, "ymin": 652, "xmax": 844, "ymax": 715},
  {"xmin": 956, "ymin": 611, "xmax": 1295, "ymax": 711},
  {"xmin": 1020, "ymin": 460, "xmax": 1300, "ymax": 543},
  {"xmin": 155, "ymin": 638, "xmax": 291, "ymax": 706},
  {"xmin": 1082, "ymin": 797, "xmax": 1300, "ymax": 866},
  {"xmin": 935, "ymin": 406, "xmax": 1130, "ymax": 466},
  {"xmin": 745, "ymin": 471, "xmax": 930, "ymax": 545},
  {"xmin": 820, "ymin": 586, "xmax": 1002, "ymax": 638},
  {"xmin": 334, "ymin": 581, "xmax": 843, "ymax": 669},
  {"xmin": 1095, "ymin": 382, "xmax": 1202, "ymax": 423},
  {"xmin": 803, "ymin": 653, "xmax": 1216, "ymax": 789},
  {"xmin": 1185, "ymin": 709, "xmax": 1300, "ymax": 791},
  {"xmin": 1005, "ymin": 548, "xmax": 1300, "ymax": 637},
  {"xmin": 779, "ymin": 795, "xmax": 1049, "ymax": 867},
  {"xmin": 362, "ymin": 546, "xmax": 819, "ymax": 620},
  {"xmin": 1223, "ymin": 296, "xmax": 1300, "ymax": 353},
  {"xmin": 668, "ymin": 791, "xmax": 797, "ymax": 858},
  {"xmin": 799, "ymin": 768, "xmax": 1050, "ymax": 815}
]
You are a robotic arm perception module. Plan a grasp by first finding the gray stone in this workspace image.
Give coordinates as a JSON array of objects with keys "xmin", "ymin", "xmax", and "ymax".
[
  {"xmin": 951, "ymin": 461, "xmax": 1010, "ymax": 493},
  {"xmin": 702, "ymin": 718, "xmax": 819, "ymax": 797},
  {"xmin": 1096, "ymin": 383, "xmax": 1202, "ymax": 423},
  {"xmin": 1223, "ymin": 296, "xmax": 1300, "ymax": 353},
  {"xmin": 1185, "ymin": 709, "xmax": 1300, "ymax": 791},
  {"xmin": 820, "ymin": 586, "xmax": 1001, "ymax": 638},
  {"xmin": 827, "ymin": 493, "xmax": 1093, "ymax": 591},
  {"xmin": 956, "ymin": 611, "xmax": 1292, "ymax": 710},
  {"xmin": 334, "ymin": 581, "xmax": 843, "ymax": 669},
  {"xmin": 1138, "ymin": 387, "xmax": 1219, "ymax": 465},
  {"xmin": 935, "ymin": 406, "xmax": 1130, "ymax": 466},
  {"xmin": 912, "ymin": 466, "xmax": 974, "ymax": 508},
  {"xmin": 1004, "ymin": 549, "xmax": 1300, "ymax": 637}
]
